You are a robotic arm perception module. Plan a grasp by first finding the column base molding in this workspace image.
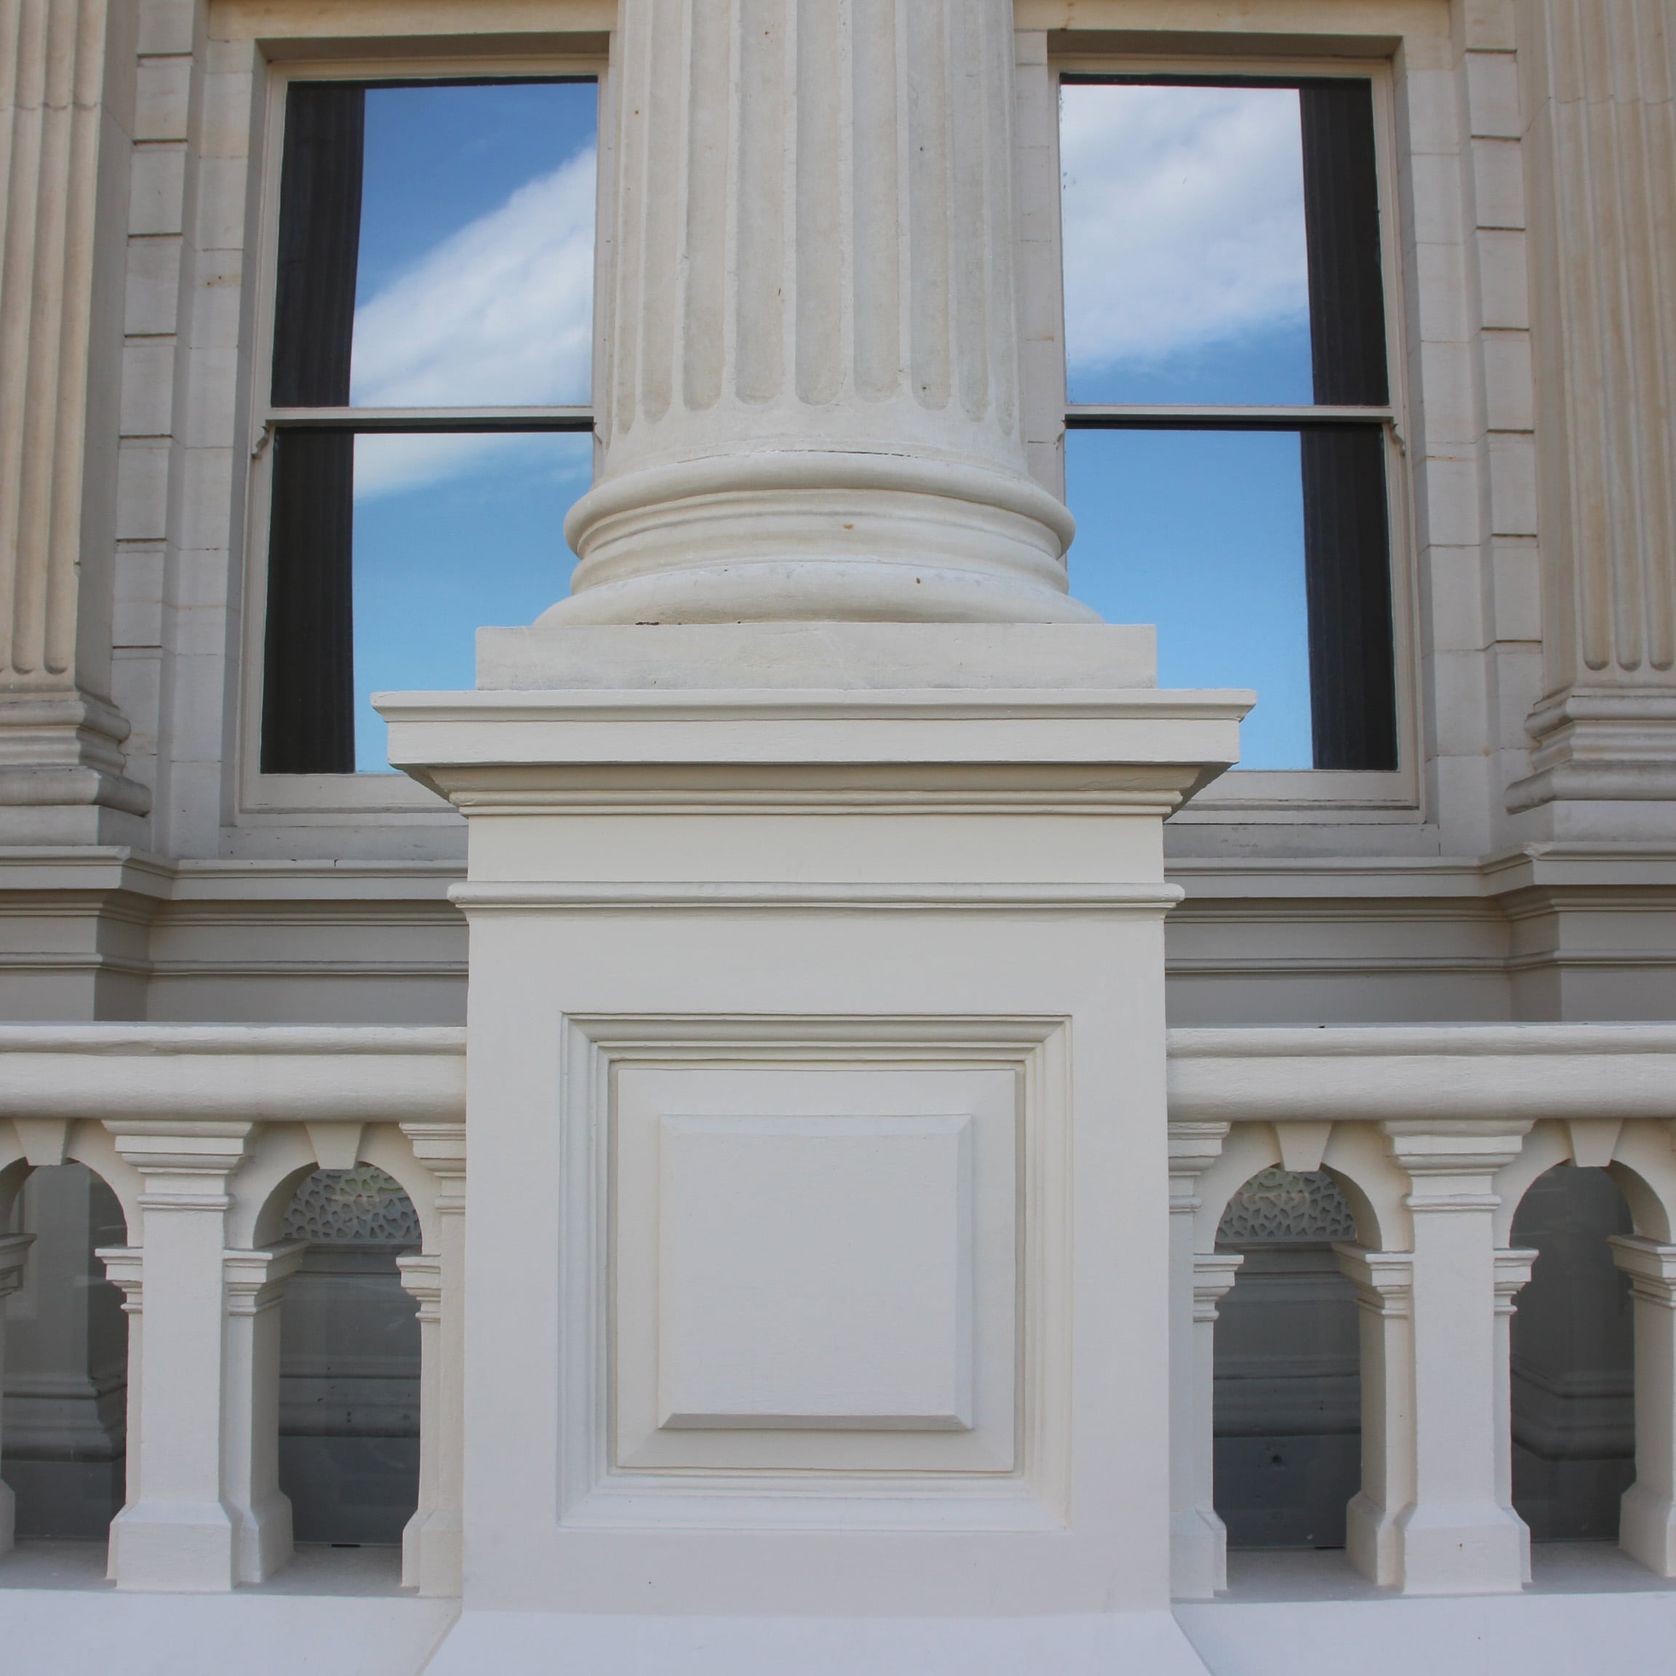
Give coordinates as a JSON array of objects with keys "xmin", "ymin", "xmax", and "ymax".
[
  {"xmin": 1390, "ymin": 1502, "xmax": 1530, "ymax": 1595},
  {"xmin": 0, "ymin": 691, "xmax": 150, "ymax": 846},
  {"xmin": 108, "ymin": 1500, "xmax": 237, "ymax": 1593},
  {"xmin": 1511, "ymin": 690, "xmax": 1676, "ymax": 834}
]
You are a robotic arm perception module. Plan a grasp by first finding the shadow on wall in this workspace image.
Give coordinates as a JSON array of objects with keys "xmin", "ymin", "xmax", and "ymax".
[
  {"xmin": 279, "ymin": 1166, "xmax": 421, "ymax": 1546},
  {"xmin": 4, "ymin": 1162, "xmax": 128, "ymax": 1540},
  {"xmin": 1511, "ymin": 1164, "xmax": 1635, "ymax": 1542},
  {"xmin": 1214, "ymin": 1168, "xmax": 1361, "ymax": 1550}
]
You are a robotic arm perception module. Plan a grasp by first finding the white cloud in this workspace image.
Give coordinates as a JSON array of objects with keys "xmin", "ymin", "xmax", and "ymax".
[
  {"xmin": 1059, "ymin": 85, "xmax": 1309, "ymax": 378},
  {"xmin": 350, "ymin": 147, "xmax": 597, "ymax": 500}
]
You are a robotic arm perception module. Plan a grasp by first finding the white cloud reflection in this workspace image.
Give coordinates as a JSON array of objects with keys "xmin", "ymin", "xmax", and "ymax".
[
  {"xmin": 350, "ymin": 147, "xmax": 596, "ymax": 500},
  {"xmin": 1059, "ymin": 84, "xmax": 1309, "ymax": 380}
]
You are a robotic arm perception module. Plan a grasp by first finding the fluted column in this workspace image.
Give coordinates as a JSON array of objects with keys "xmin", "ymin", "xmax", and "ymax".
[
  {"xmin": 0, "ymin": 0, "xmax": 147, "ymax": 838},
  {"xmin": 1513, "ymin": 0, "xmax": 1676, "ymax": 821},
  {"xmin": 552, "ymin": 0, "xmax": 1089, "ymax": 627}
]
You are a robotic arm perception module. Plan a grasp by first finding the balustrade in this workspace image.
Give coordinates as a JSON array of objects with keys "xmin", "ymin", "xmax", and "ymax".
[
  {"xmin": 0, "ymin": 1026, "xmax": 464, "ymax": 1595},
  {"xmin": 1, "ymin": 1021, "xmax": 1676, "ymax": 1616}
]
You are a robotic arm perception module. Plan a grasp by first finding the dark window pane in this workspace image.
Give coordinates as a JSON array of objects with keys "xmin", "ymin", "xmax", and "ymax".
[
  {"xmin": 262, "ymin": 429, "xmax": 356, "ymax": 774},
  {"xmin": 271, "ymin": 84, "xmax": 365, "ymax": 407},
  {"xmin": 1067, "ymin": 428, "xmax": 1314, "ymax": 769},
  {"xmin": 351, "ymin": 432, "xmax": 591, "ymax": 771},
  {"xmin": 1300, "ymin": 425, "xmax": 1397, "ymax": 769},
  {"xmin": 1300, "ymin": 80, "xmax": 1389, "ymax": 406},
  {"xmin": 1061, "ymin": 84, "xmax": 1313, "ymax": 406}
]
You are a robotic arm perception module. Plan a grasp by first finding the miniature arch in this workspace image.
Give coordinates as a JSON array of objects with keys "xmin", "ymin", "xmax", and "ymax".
[
  {"xmin": 1495, "ymin": 1118, "xmax": 1676, "ymax": 1247},
  {"xmin": 229, "ymin": 1121, "xmax": 440, "ymax": 1251},
  {"xmin": 1194, "ymin": 1119, "xmax": 1397, "ymax": 1254},
  {"xmin": 0, "ymin": 1117, "xmax": 142, "ymax": 1244}
]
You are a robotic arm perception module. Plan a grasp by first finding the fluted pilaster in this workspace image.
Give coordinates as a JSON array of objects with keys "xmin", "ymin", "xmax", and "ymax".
[
  {"xmin": 1515, "ymin": 0, "xmax": 1676, "ymax": 815},
  {"xmin": 0, "ymin": 0, "xmax": 145, "ymax": 835},
  {"xmin": 555, "ymin": 0, "xmax": 1089, "ymax": 625}
]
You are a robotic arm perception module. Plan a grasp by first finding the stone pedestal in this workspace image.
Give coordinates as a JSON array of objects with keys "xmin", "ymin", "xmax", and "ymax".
[{"xmin": 384, "ymin": 622, "xmax": 1242, "ymax": 1670}]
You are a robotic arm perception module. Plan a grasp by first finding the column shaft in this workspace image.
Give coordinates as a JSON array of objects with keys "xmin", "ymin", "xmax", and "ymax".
[
  {"xmin": 0, "ymin": 0, "xmax": 146, "ymax": 838},
  {"xmin": 103, "ymin": 1124, "xmax": 253, "ymax": 1591},
  {"xmin": 1378, "ymin": 1123, "xmax": 1532, "ymax": 1594},
  {"xmin": 1336, "ymin": 1245, "xmax": 1415, "ymax": 1587},
  {"xmin": 1609, "ymin": 1235, "xmax": 1676, "ymax": 1574},
  {"xmin": 552, "ymin": 0, "xmax": 1089, "ymax": 628},
  {"xmin": 1514, "ymin": 0, "xmax": 1676, "ymax": 818},
  {"xmin": 223, "ymin": 1243, "xmax": 305, "ymax": 1584},
  {"xmin": 399, "ymin": 1121, "xmax": 465, "ymax": 1596},
  {"xmin": 1167, "ymin": 1119, "xmax": 1237, "ymax": 1600}
]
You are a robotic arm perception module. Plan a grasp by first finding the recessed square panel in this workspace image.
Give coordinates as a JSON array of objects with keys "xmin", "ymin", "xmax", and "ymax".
[
  {"xmin": 613, "ymin": 1065, "xmax": 1017, "ymax": 1475},
  {"xmin": 657, "ymin": 1113, "xmax": 974, "ymax": 1431}
]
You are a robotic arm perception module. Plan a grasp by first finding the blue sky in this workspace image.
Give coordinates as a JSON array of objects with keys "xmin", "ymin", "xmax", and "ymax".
[
  {"xmin": 340, "ymin": 78, "xmax": 1321, "ymax": 773},
  {"xmin": 346, "ymin": 81, "xmax": 595, "ymax": 769}
]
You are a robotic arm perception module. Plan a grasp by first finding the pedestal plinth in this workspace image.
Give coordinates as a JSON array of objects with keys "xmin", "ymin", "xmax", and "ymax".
[{"xmin": 381, "ymin": 623, "xmax": 1244, "ymax": 1673}]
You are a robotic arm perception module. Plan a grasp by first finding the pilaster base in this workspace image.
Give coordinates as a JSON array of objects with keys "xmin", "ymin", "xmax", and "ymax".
[
  {"xmin": 1620, "ymin": 1482, "xmax": 1676, "ymax": 1577},
  {"xmin": 1392, "ymin": 1504, "xmax": 1530, "ymax": 1595},
  {"xmin": 421, "ymin": 1609, "xmax": 1215, "ymax": 1676},
  {"xmin": 109, "ymin": 1501, "xmax": 237, "ymax": 1592}
]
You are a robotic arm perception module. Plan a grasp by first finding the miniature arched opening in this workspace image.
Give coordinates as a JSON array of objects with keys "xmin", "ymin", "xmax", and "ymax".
[
  {"xmin": 3, "ymin": 1161, "xmax": 129, "ymax": 1540},
  {"xmin": 1510, "ymin": 1162, "xmax": 1634, "ymax": 1541},
  {"xmin": 1213, "ymin": 1166, "xmax": 1362, "ymax": 1549},
  {"xmin": 277, "ymin": 1165, "xmax": 421, "ymax": 1548}
]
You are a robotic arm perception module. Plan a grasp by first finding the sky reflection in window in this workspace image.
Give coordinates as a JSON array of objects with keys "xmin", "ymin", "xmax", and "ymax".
[{"xmin": 1060, "ymin": 83, "xmax": 1312, "ymax": 406}]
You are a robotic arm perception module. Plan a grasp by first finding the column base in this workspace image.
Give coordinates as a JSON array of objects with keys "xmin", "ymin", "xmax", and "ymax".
[
  {"xmin": 421, "ymin": 1610, "xmax": 1214, "ymax": 1676},
  {"xmin": 1619, "ymin": 1483, "xmax": 1676, "ymax": 1577},
  {"xmin": 1392, "ymin": 1503, "xmax": 1530, "ymax": 1595},
  {"xmin": 1171, "ymin": 1506, "xmax": 1231, "ymax": 1599},
  {"xmin": 109, "ymin": 1500, "xmax": 237, "ymax": 1592},
  {"xmin": 233, "ymin": 1489, "xmax": 293, "ymax": 1586},
  {"xmin": 402, "ymin": 1507, "xmax": 462, "ymax": 1596},
  {"xmin": 1345, "ymin": 1491, "xmax": 1399, "ymax": 1586}
]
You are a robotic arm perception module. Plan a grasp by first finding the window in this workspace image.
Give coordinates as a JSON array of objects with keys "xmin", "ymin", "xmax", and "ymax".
[
  {"xmin": 255, "ymin": 76, "xmax": 597, "ymax": 775},
  {"xmin": 1060, "ymin": 75, "xmax": 1400, "ymax": 775}
]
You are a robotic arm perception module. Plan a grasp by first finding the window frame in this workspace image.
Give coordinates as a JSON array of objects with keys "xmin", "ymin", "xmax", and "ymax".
[
  {"xmin": 239, "ymin": 53, "xmax": 607, "ymax": 816},
  {"xmin": 1047, "ymin": 53, "xmax": 1419, "ymax": 820}
]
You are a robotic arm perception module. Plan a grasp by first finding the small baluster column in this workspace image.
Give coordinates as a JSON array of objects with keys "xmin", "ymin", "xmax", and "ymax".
[
  {"xmin": 103, "ymin": 1123, "xmax": 254, "ymax": 1591},
  {"xmin": 1607, "ymin": 1236, "xmax": 1676, "ymax": 1575},
  {"xmin": 1167, "ymin": 1121, "xmax": 1238, "ymax": 1598},
  {"xmin": 0, "ymin": 1233, "xmax": 34, "ymax": 1554},
  {"xmin": 550, "ymin": 0, "xmax": 1089, "ymax": 627},
  {"xmin": 1334, "ymin": 1245, "xmax": 1415, "ymax": 1587},
  {"xmin": 1378, "ymin": 1122, "xmax": 1532, "ymax": 1594},
  {"xmin": 399, "ymin": 1121, "xmax": 465, "ymax": 1596},
  {"xmin": 1493, "ymin": 1247, "xmax": 1538, "ymax": 1584},
  {"xmin": 223, "ymin": 1242, "xmax": 306, "ymax": 1583}
]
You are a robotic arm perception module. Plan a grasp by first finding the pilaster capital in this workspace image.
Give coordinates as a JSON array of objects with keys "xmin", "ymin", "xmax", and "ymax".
[
  {"xmin": 1168, "ymin": 1122, "xmax": 1230, "ymax": 1207},
  {"xmin": 1381, "ymin": 1119, "xmax": 1532, "ymax": 1208},
  {"xmin": 0, "ymin": 1232, "xmax": 33, "ymax": 1297},
  {"xmin": 1333, "ymin": 1244, "xmax": 1414, "ymax": 1314},
  {"xmin": 1190, "ymin": 1252, "xmax": 1243, "ymax": 1320},
  {"xmin": 96, "ymin": 1245, "xmax": 144, "ymax": 1308},
  {"xmin": 106, "ymin": 1121, "xmax": 256, "ymax": 1208},
  {"xmin": 396, "ymin": 1251, "xmax": 444, "ymax": 1320},
  {"xmin": 1493, "ymin": 1247, "xmax": 1538, "ymax": 1313},
  {"xmin": 223, "ymin": 1242, "xmax": 308, "ymax": 1315},
  {"xmin": 401, "ymin": 1122, "xmax": 466, "ymax": 1215},
  {"xmin": 1608, "ymin": 1235, "xmax": 1676, "ymax": 1306}
]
